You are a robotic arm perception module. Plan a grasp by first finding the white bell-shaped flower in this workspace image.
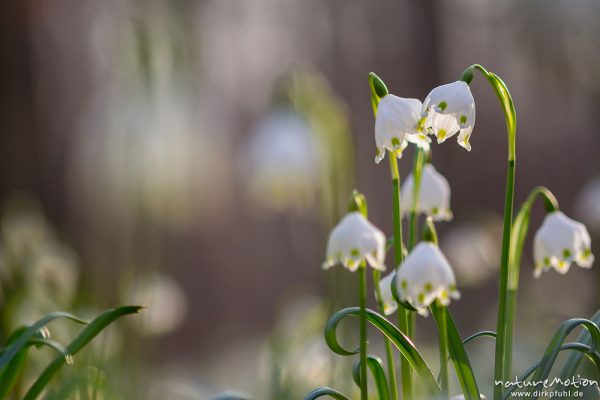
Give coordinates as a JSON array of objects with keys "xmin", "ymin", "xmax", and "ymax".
[
  {"xmin": 401, "ymin": 163, "xmax": 452, "ymax": 221},
  {"xmin": 323, "ymin": 212, "xmax": 386, "ymax": 272},
  {"xmin": 376, "ymin": 272, "xmax": 398, "ymax": 316},
  {"xmin": 422, "ymin": 81, "xmax": 475, "ymax": 151},
  {"xmin": 533, "ymin": 211, "xmax": 594, "ymax": 277},
  {"xmin": 375, "ymin": 95, "xmax": 426, "ymax": 163},
  {"xmin": 395, "ymin": 242, "xmax": 460, "ymax": 317}
]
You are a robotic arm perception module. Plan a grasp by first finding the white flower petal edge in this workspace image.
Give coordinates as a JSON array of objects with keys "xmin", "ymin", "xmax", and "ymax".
[
  {"xmin": 323, "ymin": 212, "xmax": 386, "ymax": 272},
  {"xmin": 533, "ymin": 211, "xmax": 594, "ymax": 277},
  {"xmin": 376, "ymin": 272, "xmax": 398, "ymax": 316},
  {"xmin": 375, "ymin": 95, "xmax": 423, "ymax": 163},
  {"xmin": 422, "ymin": 81, "xmax": 475, "ymax": 151},
  {"xmin": 401, "ymin": 163, "xmax": 452, "ymax": 221},
  {"xmin": 395, "ymin": 242, "xmax": 460, "ymax": 317}
]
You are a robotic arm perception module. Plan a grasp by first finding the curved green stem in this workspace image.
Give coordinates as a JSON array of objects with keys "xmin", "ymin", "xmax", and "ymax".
[
  {"xmin": 373, "ymin": 270, "xmax": 398, "ymax": 400},
  {"xmin": 462, "ymin": 64, "xmax": 517, "ymax": 400},
  {"xmin": 358, "ymin": 265, "xmax": 368, "ymax": 400}
]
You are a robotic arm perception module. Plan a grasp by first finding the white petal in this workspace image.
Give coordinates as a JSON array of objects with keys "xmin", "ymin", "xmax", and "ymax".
[
  {"xmin": 324, "ymin": 212, "xmax": 387, "ymax": 272},
  {"xmin": 376, "ymin": 272, "xmax": 398, "ymax": 316},
  {"xmin": 423, "ymin": 81, "xmax": 475, "ymax": 115},
  {"xmin": 401, "ymin": 164, "xmax": 452, "ymax": 221},
  {"xmin": 375, "ymin": 95, "xmax": 422, "ymax": 161},
  {"xmin": 533, "ymin": 211, "xmax": 594, "ymax": 276},
  {"xmin": 395, "ymin": 242, "xmax": 459, "ymax": 315}
]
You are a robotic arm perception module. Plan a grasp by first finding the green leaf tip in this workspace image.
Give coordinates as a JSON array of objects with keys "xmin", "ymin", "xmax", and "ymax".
[
  {"xmin": 347, "ymin": 190, "xmax": 368, "ymax": 217},
  {"xmin": 368, "ymin": 72, "xmax": 388, "ymax": 99}
]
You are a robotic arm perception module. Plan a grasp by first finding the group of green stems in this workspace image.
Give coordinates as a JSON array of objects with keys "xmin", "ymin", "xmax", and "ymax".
[{"xmin": 355, "ymin": 65, "xmax": 518, "ymax": 400}]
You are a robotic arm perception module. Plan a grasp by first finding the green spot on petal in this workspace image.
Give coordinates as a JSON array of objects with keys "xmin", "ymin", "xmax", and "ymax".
[
  {"xmin": 351, "ymin": 248, "xmax": 360, "ymax": 257},
  {"xmin": 544, "ymin": 257, "xmax": 550, "ymax": 266},
  {"xmin": 438, "ymin": 101, "xmax": 447, "ymax": 111},
  {"xmin": 438, "ymin": 129, "xmax": 447, "ymax": 140},
  {"xmin": 424, "ymin": 282, "xmax": 432, "ymax": 292},
  {"xmin": 460, "ymin": 115, "xmax": 467, "ymax": 124},
  {"xmin": 401, "ymin": 279, "xmax": 408, "ymax": 290},
  {"xmin": 563, "ymin": 249, "xmax": 572, "ymax": 258},
  {"xmin": 418, "ymin": 292, "xmax": 425, "ymax": 303}
]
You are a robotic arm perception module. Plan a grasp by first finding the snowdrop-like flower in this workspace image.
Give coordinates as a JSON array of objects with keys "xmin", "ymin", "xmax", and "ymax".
[
  {"xmin": 376, "ymin": 272, "xmax": 398, "ymax": 316},
  {"xmin": 533, "ymin": 211, "xmax": 594, "ymax": 277},
  {"xmin": 422, "ymin": 81, "xmax": 475, "ymax": 151},
  {"xmin": 323, "ymin": 212, "xmax": 386, "ymax": 272},
  {"xmin": 395, "ymin": 242, "xmax": 460, "ymax": 316},
  {"xmin": 375, "ymin": 95, "xmax": 428, "ymax": 163},
  {"xmin": 401, "ymin": 163, "xmax": 452, "ymax": 221}
]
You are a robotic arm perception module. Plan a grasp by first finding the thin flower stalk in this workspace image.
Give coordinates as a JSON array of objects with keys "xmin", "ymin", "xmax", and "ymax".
[
  {"xmin": 369, "ymin": 72, "xmax": 412, "ymax": 400},
  {"xmin": 461, "ymin": 64, "xmax": 517, "ymax": 400},
  {"xmin": 373, "ymin": 269, "xmax": 399, "ymax": 400},
  {"xmin": 358, "ymin": 262, "xmax": 368, "ymax": 400}
]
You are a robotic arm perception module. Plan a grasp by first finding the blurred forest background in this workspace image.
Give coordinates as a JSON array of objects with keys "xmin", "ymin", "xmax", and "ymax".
[{"xmin": 1, "ymin": 0, "xmax": 600, "ymax": 398}]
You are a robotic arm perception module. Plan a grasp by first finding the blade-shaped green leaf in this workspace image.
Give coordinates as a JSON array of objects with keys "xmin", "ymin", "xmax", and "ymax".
[
  {"xmin": 22, "ymin": 306, "xmax": 142, "ymax": 400},
  {"xmin": 0, "ymin": 312, "xmax": 86, "ymax": 369},
  {"xmin": 324, "ymin": 307, "xmax": 441, "ymax": 397},
  {"xmin": 431, "ymin": 305, "xmax": 481, "ymax": 400},
  {"xmin": 304, "ymin": 387, "xmax": 351, "ymax": 400},
  {"xmin": 352, "ymin": 355, "xmax": 389, "ymax": 400},
  {"xmin": 527, "ymin": 318, "xmax": 600, "ymax": 398},
  {"xmin": 559, "ymin": 309, "xmax": 600, "ymax": 380}
]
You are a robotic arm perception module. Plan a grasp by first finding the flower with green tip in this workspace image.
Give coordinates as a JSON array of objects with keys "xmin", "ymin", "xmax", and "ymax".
[
  {"xmin": 401, "ymin": 163, "xmax": 452, "ymax": 221},
  {"xmin": 374, "ymin": 94, "xmax": 429, "ymax": 163},
  {"xmin": 533, "ymin": 211, "xmax": 594, "ymax": 277},
  {"xmin": 376, "ymin": 272, "xmax": 398, "ymax": 316},
  {"xmin": 422, "ymin": 81, "xmax": 475, "ymax": 151},
  {"xmin": 395, "ymin": 242, "xmax": 460, "ymax": 317},
  {"xmin": 323, "ymin": 212, "xmax": 386, "ymax": 272}
]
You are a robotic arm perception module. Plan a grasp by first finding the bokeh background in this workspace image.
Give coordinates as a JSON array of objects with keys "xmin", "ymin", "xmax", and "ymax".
[{"xmin": 2, "ymin": 0, "xmax": 600, "ymax": 398}]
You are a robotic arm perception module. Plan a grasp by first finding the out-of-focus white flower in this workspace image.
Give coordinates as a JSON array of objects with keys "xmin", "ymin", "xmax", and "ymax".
[
  {"xmin": 376, "ymin": 272, "xmax": 398, "ymax": 315},
  {"xmin": 450, "ymin": 395, "xmax": 486, "ymax": 400},
  {"xmin": 422, "ymin": 81, "xmax": 475, "ymax": 151},
  {"xmin": 401, "ymin": 163, "xmax": 452, "ymax": 221},
  {"xmin": 374, "ymin": 95, "xmax": 428, "ymax": 163},
  {"xmin": 243, "ymin": 108, "xmax": 319, "ymax": 213},
  {"xmin": 533, "ymin": 211, "xmax": 594, "ymax": 277},
  {"xmin": 395, "ymin": 242, "xmax": 460, "ymax": 316},
  {"xmin": 442, "ymin": 222, "xmax": 500, "ymax": 287},
  {"xmin": 575, "ymin": 177, "xmax": 600, "ymax": 231},
  {"xmin": 323, "ymin": 212, "xmax": 386, "ymax": 272},
  {"xmin": 128, "ymin": 272, "xmax": 188, "ymax": 336}
]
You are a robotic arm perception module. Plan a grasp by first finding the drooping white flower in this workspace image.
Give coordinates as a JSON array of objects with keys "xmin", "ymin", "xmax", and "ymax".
[
  {"xmin": 375, "ymin": 95, "xmax": 428, "ymax": 163},
  {"xmin": 533, "ymin": 211, "xmax": 594, "ymax": 277},
  {"xmin": 395, "ymin": 242, "xmax": 460, "ymax": 316},
  {"xmin": 422, "ymin": 81, "xmax": 475, "ymax": 151},
  {"xmin": 376, "ymin": 272, "xmax": 398, "ymax": 316},
  {"xmin": 401, "ymin": 163, "xmax": 452, "ymax": 221},
  {"xmin": 323, "ymin": 212, "xmax": 386, "ymax": 272}
]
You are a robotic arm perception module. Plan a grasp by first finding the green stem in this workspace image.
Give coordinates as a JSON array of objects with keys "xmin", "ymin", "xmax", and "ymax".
[
  {"xmin": 462, "ymin": 64, "xmax": 517, "ymax": 400},
  {"xmin": 359, "ymin": 264, "xmax": 368, "ymax": 400},
  {"xmin": 388, "ymin": 153, "xmax": 412, "ymax": 400},
  {"xmin": 500, "ymin": 186, "xmax": 559, "ymax": 395},
  {"xmin": 373, "ymin": 270, "xmax": 398, "ymax": 400},
  {"xmin": 407, "ymin": 146, "xmax": 425, "ymax": 341},
  {"xmin": 437, "ymin": 304, "xmax": 449, "ymax": 398}
]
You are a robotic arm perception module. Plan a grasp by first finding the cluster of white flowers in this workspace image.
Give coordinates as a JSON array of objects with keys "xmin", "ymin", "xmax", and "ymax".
[
  {"xmin": 322, "ymin": 77, "xmax": 594, "ymax": 318},
  {"xmin": 375, "ymin": 81, "xmax": 475, "ymax": 163}
]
